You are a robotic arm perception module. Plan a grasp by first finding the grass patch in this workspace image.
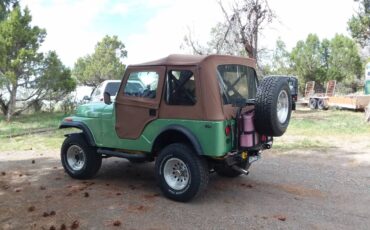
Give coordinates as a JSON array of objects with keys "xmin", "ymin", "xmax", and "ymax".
[
  {"xmin": 0, "ymin": 112, "xmax": 74, "ymax": 151},
  {"xmin": 274, "ymin": 138, "xmax": 330, "ymax": 150},
  {"xmin": 0, "ymin": 129, "xmax": 79, "ymax": 151},
  {"xmin": 274, "ymin": 109, "xmax": 370, "ymax": 150},
  {"xmin": 286, "ymin": 110, "xmax": 370, "ymax": 136},
  {"xmin": 0, "ymin": 112, "xmax": 68, "ymax": 137},
  {"xmin": 1, "ymin": 109, "xmax": 369, "ymax": 152}
]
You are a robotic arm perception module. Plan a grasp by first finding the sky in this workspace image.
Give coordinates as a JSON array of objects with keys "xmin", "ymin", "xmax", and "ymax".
[{"xmin": 21, "ymin": 0, "xmax": 357, "ymax": 68}]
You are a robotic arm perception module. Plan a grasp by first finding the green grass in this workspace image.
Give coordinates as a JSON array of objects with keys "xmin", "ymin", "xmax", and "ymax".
[
  {"xmin": 273, "ymin": 109, "xmax": 370, "ymax": 150},
  {"xmin": 287, "ymin": 110, "xmax": 370, "ymax": 136},
  {"xmin": 0, "ymin": 112, "xmax": 75, "ymax": 151},
  {"xmin": 0, "ymin": 109, "xmax": 369, "ymax": 152},
  {"xmin": 0, "ymin": 112, "xmax": 67, "ymax": 138},
  {"xmin": 0, "ymin": 129, "xmax": 77, "ymax": 151},
  {"xmin": 273, "ymin": 138, "xmax": 330, "ymax": 150}
]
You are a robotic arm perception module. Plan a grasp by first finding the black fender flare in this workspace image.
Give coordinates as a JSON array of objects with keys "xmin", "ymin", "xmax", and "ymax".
[
  {"xmin": 59, "ymin": 121, "xmax": 96, "ymax": 146},
  {"xmin": 152, "ymin": 125, "xmax": 203, "ymax": 155}
]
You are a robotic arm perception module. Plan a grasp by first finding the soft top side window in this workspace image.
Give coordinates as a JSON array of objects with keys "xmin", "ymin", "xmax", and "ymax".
[{"xmin": 165, "ymin": 70, "xmax": 196, "ymax": 106}]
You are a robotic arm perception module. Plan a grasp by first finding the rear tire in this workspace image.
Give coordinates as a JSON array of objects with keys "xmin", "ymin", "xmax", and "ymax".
[
  {"xmin": 61, "ymin": 134, "xmax": 102, "ymax": 179},
  {"xmin": 255, "ymin": 77, "xmax": 292, "ymax": 137},
  {"xmin": 155, "ymin": 143, "xmax": 209, "ymax": 202},
  {"xmin": 214, "ymin": 161, "xmax": 250, "ymax": 178}
]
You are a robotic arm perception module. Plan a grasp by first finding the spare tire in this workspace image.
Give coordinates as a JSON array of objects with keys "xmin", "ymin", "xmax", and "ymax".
[{"xmin": 255, "ymin": 77, "xmax": 292, "ymax": 137}]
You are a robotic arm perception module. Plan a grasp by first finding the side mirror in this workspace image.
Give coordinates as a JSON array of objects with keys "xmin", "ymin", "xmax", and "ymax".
[
  {"xmin": 83, "ymin": 95, "xmax": 90, "ymax": 101},
  {"xmin": 103, "ymin": 92, "xmax": 112, "ymax": 105}
]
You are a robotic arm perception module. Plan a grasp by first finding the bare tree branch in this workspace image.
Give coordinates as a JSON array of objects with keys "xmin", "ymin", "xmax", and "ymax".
[{"xmin": 183, "ymin": 27, "xmax": 206, "ymax": 55}]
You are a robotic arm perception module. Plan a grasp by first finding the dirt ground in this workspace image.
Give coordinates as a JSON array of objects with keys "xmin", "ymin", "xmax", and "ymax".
[{"xmin": 1, "ymin": 132, "xmax": 369, "ymax": 229}]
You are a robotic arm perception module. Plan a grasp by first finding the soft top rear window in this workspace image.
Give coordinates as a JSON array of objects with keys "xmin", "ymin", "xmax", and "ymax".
[{"xmin": 217, "ymin": 65, "xmax": 257, "ymax": 105}]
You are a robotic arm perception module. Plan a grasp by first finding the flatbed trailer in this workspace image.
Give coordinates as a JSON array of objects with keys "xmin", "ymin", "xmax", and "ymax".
[
  {"xmin": 309, "ymin": 95, "xmax": 370, "ymax": 110},
  {"xmin": 329, "ymin": 95, "xmax": 370, "ymax": 110},
  {"xmin": 306, "ymin": 80, "xmax": 370, "ymax": 111}
]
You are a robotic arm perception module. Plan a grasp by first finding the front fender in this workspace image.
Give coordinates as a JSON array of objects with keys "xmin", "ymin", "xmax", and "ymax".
[{"xmin": 59, "ymin": 121, "xmax": 96, "ymax": 146}]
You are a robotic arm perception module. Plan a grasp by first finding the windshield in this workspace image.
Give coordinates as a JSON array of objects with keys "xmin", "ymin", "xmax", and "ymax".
[
  {"xmin": 105, "ymin": 82, "xmax": 120, "ymax": 96},
  {"xmin": 217, "ymin": 65, "xmax": 257, "ymax": 105},
  {"xmin": 91, "ymin": 83, "xmax": 103, "ymax": 97}
]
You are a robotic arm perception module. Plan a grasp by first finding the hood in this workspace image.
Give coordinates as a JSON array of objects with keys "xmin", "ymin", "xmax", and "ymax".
[{"xmin": 75, "ymin": 103, "xmax": 107, "ymax": 118}]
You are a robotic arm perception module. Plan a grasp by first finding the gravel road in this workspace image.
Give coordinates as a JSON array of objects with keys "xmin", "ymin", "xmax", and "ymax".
[{"xmin": 0, "ymin": 143, "xmax": 369, "ymax": 229}]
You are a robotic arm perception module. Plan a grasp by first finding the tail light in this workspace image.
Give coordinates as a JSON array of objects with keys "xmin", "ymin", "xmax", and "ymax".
[
  {"xmin": 225, "ymin": 125, "xmax": 231, "ymax": 136},
  {"xmin": 261, "ymin": 135, "xmax": 267, "ymax": 142}
]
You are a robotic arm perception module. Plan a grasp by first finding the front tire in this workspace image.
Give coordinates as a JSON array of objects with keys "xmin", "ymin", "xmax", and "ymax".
[
  {"xmin": 61, "ymin": 134, "xmax": 102, "ymax": 179},
  {"xmin": 155, "ymin": 143, "xmax": 209, "ymax": 202}
]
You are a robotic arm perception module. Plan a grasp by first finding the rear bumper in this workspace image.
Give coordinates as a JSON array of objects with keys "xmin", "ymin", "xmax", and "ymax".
[
  {"xmin": 224, "ymin": 149, "xmax": 262, "ymax": 167},
  {"xmin": 221, "ymin": 137, "xmax": 272, "ymax": 166}
]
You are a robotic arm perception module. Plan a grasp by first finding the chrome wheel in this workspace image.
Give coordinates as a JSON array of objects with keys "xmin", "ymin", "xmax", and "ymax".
[
  {"xmin": 66, "ymin": 145, "xmax": 86, "ymax": 171},
  {"xmin": 277, "ymin": 90, "xmax": 289, "ymax": 123},
  {"xmin": 163, "ymin": 158, "xmax": 190, "ymax": 190}
]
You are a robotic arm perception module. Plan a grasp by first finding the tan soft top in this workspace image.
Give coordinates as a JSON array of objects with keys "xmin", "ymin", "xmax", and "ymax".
[
  {"xmin": 133, "ymin": 54, "xmax": 256, "ymax": 68},
  {"xmin": 129, "ymin": 54, "xmax": 256, "ymax": 121}
]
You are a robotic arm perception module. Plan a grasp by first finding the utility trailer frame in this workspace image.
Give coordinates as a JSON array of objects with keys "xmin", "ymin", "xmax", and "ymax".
[{"xmin": 306, "ymin": 80, "xmax": 370, "ymax": 111}]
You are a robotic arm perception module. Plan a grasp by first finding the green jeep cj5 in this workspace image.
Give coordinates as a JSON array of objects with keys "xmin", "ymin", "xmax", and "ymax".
[{"xmin": 60, "ymin": 54, "xmax": 292, "ymax": 202}]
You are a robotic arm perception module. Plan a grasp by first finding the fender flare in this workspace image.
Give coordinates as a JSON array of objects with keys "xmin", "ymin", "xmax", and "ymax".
[
  {"xmin": 152, "ymin": 125, "xmax": 203, "ymax": 155},
  {"xmin": 59, "ymin": 121, "xmax": 96, "ymax": 146}
]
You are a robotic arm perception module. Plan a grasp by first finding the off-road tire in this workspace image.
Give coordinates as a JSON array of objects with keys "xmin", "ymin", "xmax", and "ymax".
[
  {"xmin": 61, "ymin": 133, "xmax": 102, "ymax": 179},
  {"xmin": 255, "ymin": 77, "xmax": 292, "ymax": 137},
  {"xmin": 155, "ymin": 143, "xmax": 209, "ymax": 202},
  {"xmin": 214, "ymin": 161, "xmax": 250, "ymax": 178}
]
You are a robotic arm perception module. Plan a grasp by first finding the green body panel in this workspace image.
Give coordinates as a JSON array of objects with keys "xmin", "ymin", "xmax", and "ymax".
[
  {"xmin": 365, "ymin": 80, "xmax": 370, "ymax": 95},
  {"xmin": 75, "ymin": 102, "xmax": 108, "ymax": 118},
  {"xmin": 66, "ymin": 103, "xmax": 233, "ymax": 157}
]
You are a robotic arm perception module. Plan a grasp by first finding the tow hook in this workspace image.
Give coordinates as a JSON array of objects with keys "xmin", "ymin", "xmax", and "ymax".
[{"xmin": 231, "ymin": 165, "xmax": 249, "ymax": 175}]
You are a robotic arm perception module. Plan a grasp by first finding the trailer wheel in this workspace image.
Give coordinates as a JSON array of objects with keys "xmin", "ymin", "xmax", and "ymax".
[
  {"xmin": 317, "ymin": 99, "xmax": 327, "ymax": 110},
  {"xmin": 309, "ymin": 98, "xmax": 318, "ymax": 109}
]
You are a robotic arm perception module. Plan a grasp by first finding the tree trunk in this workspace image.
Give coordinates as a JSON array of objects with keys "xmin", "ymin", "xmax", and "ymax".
[
  {"xmin": 365, "ymin": 102, "xmax": 370, "ymax": 122},
  {"xmin": 253, "ymin": 28, "xmax": 258, "ymax": 60},
  {"xmin": 6, "ymin": 83, "xmax": 17, "ymax": 122},
  {"xmin": 0, "ymin": 99, "xmax": 8, "ymax": 115},
  {"xmin": 253, "ymin": 0, "xmax": 259, "ymax": 60},
  {"xmin": 244, "ymin": 43, "xmax": 254, "ymax": 58}
]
